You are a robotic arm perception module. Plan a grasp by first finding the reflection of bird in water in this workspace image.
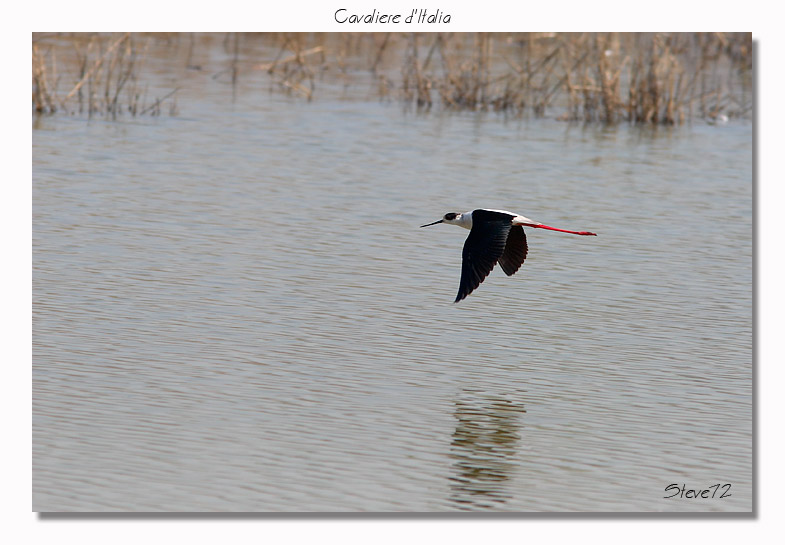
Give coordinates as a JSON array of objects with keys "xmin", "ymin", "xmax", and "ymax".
[{"xmin": 448, "ymin": 389, "xmax": 527, "ymax": 511}]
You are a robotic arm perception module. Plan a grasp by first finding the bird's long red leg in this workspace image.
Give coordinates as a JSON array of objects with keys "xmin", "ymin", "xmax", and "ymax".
[{"xmin": 523, "ymin": 223, "xmax": 597, "ymax": 236}]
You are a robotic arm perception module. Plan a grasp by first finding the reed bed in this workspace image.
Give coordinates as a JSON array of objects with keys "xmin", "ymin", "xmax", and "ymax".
[
  {"xmin": 397, "ymin": 32, "xmax": 751, "ymax": 124},
  {"xmin": 33, "ymin": 33, "xmax": 178, "ymax": 118},
  {"xmin": 33, "ymin": 32, "xmax": 751, "ymax": 124}
]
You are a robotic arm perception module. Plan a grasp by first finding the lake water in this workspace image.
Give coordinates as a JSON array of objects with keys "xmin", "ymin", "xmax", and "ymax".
[{"xmin": 33, "ymin": 61, "xmax": 752, "ymax": 511}]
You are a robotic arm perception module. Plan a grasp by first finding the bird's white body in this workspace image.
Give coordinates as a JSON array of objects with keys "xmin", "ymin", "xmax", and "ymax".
[{"xmin": 444, "ymin": 209, "xmax": 541, "ymax": 231}]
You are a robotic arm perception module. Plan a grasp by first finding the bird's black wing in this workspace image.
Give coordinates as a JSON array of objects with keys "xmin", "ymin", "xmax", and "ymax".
[
  {"xmin": 498, "ymin": 225, "xmax": 528, "ymax": 276},
  {"xmin": 455, "ymin": 216, "xmax": 511, "ymax": 303}
]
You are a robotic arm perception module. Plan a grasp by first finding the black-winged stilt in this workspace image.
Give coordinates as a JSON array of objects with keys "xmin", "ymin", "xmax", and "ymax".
[{"xmin": 420, "ymin": 209, "xmax": 597, "ymax": 303}]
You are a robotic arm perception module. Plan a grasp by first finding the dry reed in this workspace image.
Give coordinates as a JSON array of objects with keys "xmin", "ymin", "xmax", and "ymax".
[
  {"xmin": 33, "ymin": 33, "xmax": 179, "ymax": 118},
  {"xmin": 33, "ymin": 32, "xmax": 751, "ymax": 125}
]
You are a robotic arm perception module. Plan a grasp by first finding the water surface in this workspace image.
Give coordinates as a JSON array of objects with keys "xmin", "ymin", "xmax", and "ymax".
[{"xmin": 33, "ymin": 88, "xmax": 752, "ymax": 511}]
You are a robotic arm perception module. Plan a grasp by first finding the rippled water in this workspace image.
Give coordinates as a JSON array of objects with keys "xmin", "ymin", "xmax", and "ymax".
[{"xmin": 33, "ymin": 88, "xmax": 752, "ymax": 511}]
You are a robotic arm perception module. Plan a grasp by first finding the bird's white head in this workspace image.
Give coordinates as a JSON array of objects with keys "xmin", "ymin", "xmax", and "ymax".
[{"xmin": 420, "ymin": 211, "xmax": 472, "ymax": 230}]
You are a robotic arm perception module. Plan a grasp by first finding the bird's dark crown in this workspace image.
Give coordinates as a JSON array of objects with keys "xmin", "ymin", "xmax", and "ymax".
[{"xmin": 443, "ymin": 212, "xmax": 459, "ymax": 221}]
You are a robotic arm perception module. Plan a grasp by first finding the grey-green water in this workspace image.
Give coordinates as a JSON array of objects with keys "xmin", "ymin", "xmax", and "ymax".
[{"xmin": 33, "ymin": 89, "xmax": 752, "ymax": 511}]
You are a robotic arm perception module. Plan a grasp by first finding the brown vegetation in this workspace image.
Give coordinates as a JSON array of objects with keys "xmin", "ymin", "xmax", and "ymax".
[
  {"xmin": 32, "ymin": 33, "xmax": 178, "ymax": 118},
  {"xmin": 397, "ymin": 32, "xmax": 751, "ymax": 124},
  {"xmin": 33, "ymin": 32, "xmax": 751, "ymax": 124}
]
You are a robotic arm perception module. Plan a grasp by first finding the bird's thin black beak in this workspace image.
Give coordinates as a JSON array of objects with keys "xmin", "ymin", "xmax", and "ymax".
[{"xmin": 420, "ymin": 219, "xmax": 443, "ymax": 228}]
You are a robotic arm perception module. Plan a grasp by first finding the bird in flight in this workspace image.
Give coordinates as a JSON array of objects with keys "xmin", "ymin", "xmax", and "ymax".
[{"xmin": 420, "ymin": 209, "xmax": 597, "ymax": 302}]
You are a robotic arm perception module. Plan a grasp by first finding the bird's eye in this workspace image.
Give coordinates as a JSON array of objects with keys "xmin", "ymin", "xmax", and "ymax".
[{"xmin": 444, "ymin": 213, "xmax": 457, "ymax": 220}]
